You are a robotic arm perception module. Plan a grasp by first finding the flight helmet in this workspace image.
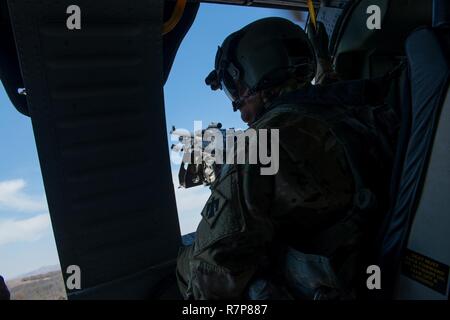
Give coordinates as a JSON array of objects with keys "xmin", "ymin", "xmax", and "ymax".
[{"xmin": 205, "ymin": 17, "xmax": 317, "ymax": 111}]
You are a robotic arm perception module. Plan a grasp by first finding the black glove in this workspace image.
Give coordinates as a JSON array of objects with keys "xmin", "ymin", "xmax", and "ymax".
[{"xmin": 307, "ymin": 21, "xmax": 330, "ymax": 60}]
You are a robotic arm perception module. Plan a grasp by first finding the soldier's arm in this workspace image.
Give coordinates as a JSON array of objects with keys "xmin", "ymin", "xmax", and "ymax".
[{"xmin": 176, "ymin": 164, "xmax": 274, "ymax": 300}]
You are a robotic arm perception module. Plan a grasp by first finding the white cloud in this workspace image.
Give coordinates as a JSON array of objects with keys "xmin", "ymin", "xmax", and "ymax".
[
  {"xmin": 172, "ymin": 171, "xmax": 210, "ymax": 235},
  {"xmin": 0, "ymin": 214, "xmax": 51, "ymax": 246},
  {"xmin": 0, "ymin": 179, "xmax": 48, "ymax": 213}
]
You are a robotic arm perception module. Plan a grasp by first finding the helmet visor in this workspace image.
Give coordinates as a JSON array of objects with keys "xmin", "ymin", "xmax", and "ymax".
[{"xmin": 220, "ymin": 72, "xmax": 239, "ymax": 102}]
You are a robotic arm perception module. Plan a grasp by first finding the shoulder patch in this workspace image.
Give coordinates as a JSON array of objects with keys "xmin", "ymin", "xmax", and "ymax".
[{"xmin": 201, "ymin": 192, "xmax": 227, "ymax": 228}]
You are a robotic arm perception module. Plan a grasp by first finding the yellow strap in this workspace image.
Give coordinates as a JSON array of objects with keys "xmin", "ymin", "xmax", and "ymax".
[
  {"xmin": 307, "ymin": 0, "xmax": 317, "ymax": 30},
  {"xmin": 163, "ymin": 0, "xmax": 187, "ymax": 35}
]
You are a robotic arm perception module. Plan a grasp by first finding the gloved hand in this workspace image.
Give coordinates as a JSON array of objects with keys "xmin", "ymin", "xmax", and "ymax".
[{"xmin": 307, "ymin": 21, "xmax": 330, "ymax": 60}]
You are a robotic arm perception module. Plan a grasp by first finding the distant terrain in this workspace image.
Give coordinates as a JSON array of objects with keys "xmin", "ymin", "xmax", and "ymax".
[{"xmin": 6, "ymin": 266, "xmax": 67, "ymax": 300}]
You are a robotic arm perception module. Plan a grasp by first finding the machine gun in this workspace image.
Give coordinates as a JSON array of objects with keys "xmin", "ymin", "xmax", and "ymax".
[{"xmin": 171, "ymin": 122, "xmax": 238, "ymax": 188}]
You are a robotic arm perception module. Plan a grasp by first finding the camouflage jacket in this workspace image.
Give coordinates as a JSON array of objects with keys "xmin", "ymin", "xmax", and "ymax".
[{"xmin": 176, "ymin": 89, "xmax": 394, "ymax": 300}]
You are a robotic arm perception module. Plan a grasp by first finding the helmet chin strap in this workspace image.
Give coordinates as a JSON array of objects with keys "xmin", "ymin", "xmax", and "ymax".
[
  {"xmin": 232, "ymin": 100, "xmax": 241, "ymax": 112},
  {"xmin": 232, "ymin": 88, "xmax": 258, "ymax": 112}
]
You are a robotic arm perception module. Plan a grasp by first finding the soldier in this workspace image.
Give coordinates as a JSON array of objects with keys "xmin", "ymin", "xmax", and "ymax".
[{"xmin": 176, "ymin": 17, "xmax": 395, "ymax": 300}]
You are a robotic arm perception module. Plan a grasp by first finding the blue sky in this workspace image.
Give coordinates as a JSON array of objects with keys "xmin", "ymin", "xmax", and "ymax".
[{"xmin": 0, "ymin": 4, "xmax": 303, "ymax": 280}]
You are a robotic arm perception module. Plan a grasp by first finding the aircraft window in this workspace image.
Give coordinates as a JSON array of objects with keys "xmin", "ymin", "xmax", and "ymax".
[{"xmin": 0, "ymin": 83, "xmax": 66, "ymax": 299}]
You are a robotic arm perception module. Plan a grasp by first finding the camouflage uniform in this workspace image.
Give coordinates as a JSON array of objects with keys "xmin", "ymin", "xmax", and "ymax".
[{"xmin": 176, "ymin": 87, "xmax": 393, "ymax": 300}]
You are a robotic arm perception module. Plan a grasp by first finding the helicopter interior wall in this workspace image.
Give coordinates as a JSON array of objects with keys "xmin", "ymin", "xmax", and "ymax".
[
  {"xmin": 319, "ymin": 0, "xmax": 434, "ymax": 202},
  {"xmin": 394, "ymin": 84, "xmax": 450, "ymax": 300},
  {"xmin": 330, "ymin": 0, "xmax": 432, "ymax": 80},
  {"xmin": 0, "ymin": 0, "xmax": 27, "ymax": 115},
  {"xmin": 68, "ymin": 260, "xmax": 182, "ymax": 299},
  {"xmin": 324, "ymin": 0, "xmax": 434, "ymax": 238},
  {"xmin": 0, "ymin": 0, "xmax": 200, "ymax": 300},
  {"xmin": 7, "ymin": 0, "xmax": 185, "ymax": 299},
  {"xmin": 162, "ymin": 0, "xmax": 200, "ymax": 83},
  {"xmin": 0, "ymin": 0, "xmax": 199, "ymax": 117},
  {"xmin": 379, "ymin": 25, "xmax": 450, "ymax": 299}
]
